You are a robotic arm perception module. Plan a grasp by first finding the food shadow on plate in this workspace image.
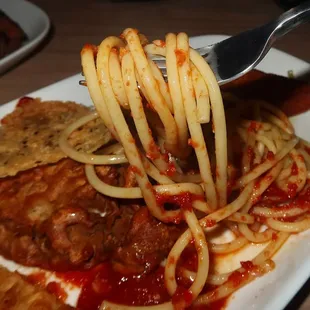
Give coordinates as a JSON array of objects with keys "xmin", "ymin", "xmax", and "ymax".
[
  {"xmin": 222, "ymin": 69, "xmax": 310, "ymax": 117},
  {"xmin": 0, "ymin": 23, "xmax": 54, "ymax": 76}
]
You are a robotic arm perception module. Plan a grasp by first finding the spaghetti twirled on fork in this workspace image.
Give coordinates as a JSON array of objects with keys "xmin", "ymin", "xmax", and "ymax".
[{"xmin": 59, "ymin": 28, "xmax": 310, "ymax": 309}]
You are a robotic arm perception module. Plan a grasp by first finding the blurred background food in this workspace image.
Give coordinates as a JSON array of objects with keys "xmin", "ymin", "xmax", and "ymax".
[{"xmin": 0, "ymin": 9, "xmax": 27, "ymax": 59}]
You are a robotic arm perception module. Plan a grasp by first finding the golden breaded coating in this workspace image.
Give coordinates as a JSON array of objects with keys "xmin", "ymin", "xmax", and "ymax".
[
  {"xmin": 0, "ymin": 97, "xmax": 111, "ymax": 178},
  {"xmin": 0, "ymin": 267, "xmax": 71, "ymax": 309}
]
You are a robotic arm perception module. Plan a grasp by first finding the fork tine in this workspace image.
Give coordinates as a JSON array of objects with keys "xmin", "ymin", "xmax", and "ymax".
[
  {"xmin": 79, "ymin": 46, "xmax": 210, "ymax": 86},
  {"xmin": 79, "ymin": 80, "xmax": 87, "ymax": 86},
  {"xmin": 152, "ymin": 59, "xmax": 166, "ymax": 69},
  {"xmin": 161, "ymin": 68, "xmax": 167, "ymax": 77},
  {"xmin": 148, "ymin": 55, "xmax": 165, "ymax": 61},
  {"xmin": 194, "ymin": 45, "xmax": 213, "ymax": 57},
  {"xmin": 151, "ymin": 46, "xmax": 213, "ymax": 76}
]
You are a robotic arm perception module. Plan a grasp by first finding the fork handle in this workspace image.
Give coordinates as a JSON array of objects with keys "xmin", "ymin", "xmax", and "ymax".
[{"xmin": 271, "ymin": 0, "xmax": 310, "ymax": 38}]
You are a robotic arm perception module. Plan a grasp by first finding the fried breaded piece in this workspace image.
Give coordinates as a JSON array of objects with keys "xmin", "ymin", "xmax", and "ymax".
[
  {"xmin": 0, "ymin": 159, "xmax": 122, "ymax": 271},
  {"xmin": 0, "ymin": 267, "xmax": 71, "ymax": 310},
  {"xmin": 0, "ymin": 97, "xmax": 111, "ymax": 178}
]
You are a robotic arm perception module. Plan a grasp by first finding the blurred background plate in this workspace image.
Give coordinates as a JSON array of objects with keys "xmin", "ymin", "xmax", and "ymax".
[{"xmin": 0, "ymin": 0, "xmax": 50, "ymax": 74}]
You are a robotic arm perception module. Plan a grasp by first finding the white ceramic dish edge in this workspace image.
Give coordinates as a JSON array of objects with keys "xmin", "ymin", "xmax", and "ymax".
[{"xmin": 0, "ymin": 0, "xmax": 50, "ymax": 74}]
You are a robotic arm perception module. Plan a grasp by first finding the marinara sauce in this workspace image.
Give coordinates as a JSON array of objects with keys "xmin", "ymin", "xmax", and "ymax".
[{"xmin": 55, "ymin": 261, "xmax": 227, "ymax": 310}]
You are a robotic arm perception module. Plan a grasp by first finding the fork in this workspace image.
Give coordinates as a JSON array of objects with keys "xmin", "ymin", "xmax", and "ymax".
[{"xmin": 152, "ymin": 0, "xmax": 310, "ymax": 85}]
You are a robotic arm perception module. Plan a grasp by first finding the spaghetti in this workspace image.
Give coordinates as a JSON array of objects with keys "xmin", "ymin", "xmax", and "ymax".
[{"xmin": 59, "ymin": 28, "xmax": 310, "ymax": 309}]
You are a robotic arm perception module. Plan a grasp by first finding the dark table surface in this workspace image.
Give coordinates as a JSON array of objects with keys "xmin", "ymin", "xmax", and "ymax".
[
  {"xmin": 0, "ymin": 0, "xmax": 310, "ymax": 308},
  {"xmin": 1, "ymin": 0, "xmax": 310, "ymax": 104}
]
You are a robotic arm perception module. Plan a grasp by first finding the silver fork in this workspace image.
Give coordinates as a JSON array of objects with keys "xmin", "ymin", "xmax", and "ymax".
[{"xmin": 152, "ymin": 1, "xmax": 310, "ymax": 85}]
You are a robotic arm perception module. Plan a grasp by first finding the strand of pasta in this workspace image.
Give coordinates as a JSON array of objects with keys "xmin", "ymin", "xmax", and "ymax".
[
  {"xmin": 242, "ymin": 130, "xmax": 256, "ymax": 174},
  {"xmin": 162, "ymin": 181, "xmax": 253, "ymax": 300},
  {"xmin": 209, "ymin": 236, "xmax": 249, "ymax": 254},
  {"xmin": 181, "ymin": 231, "xmax": 289, "ymax": 307},
  {"xmin": 123, "ymin": 29, "xmax": 181, "ymax": 158},
  {"xmin": 191, "ymin": 62, "xmax": 210, "ymax": 124},
  {"xmin": 85, "ymin": 164, "xmax": 203, "ymax": 198},
  {"xmin": 252, "ymin": 205, "xmax": 307, "ymax": 218},
  {"xmin": 276, "ymin": 149, "xmax": 307, "ymax": 195},
  {"xmin": 81, "ymin": 45, "xmax": 118, "ymax": 138},
  {"xmin": 179, "ymin": 267, "xmax": 230, "ymax": 286},
  {"xmin": 227, "ymin": 212, "xmax": 255, "ymax": 224},
  {"xmin": 194, "ymin": 260, "xmax": 275, "ymax": 306},
  {"xmin": 252, "ymin": 232, "xmax": 290, "ymax": 265},
  {"xmin": 100, "ymin": 302, "xmax": 173, "ymax": 310},
  {"xmin": 121, "ymin": 51, "xmax": 170, "ymax": 173},
  {"xmin": 261, "ymin": 111, "xmax": 293, "ymax": 135},
  {"xmin": 258, "ymin": 100, "xmax": 294, "ymax": 134},
  {"xmin": 256, "ymin": 134, "xmax": 277, "ymax": 154},
  {"xmin": 148, "ymin": 58, "xmax": 173, "ymax": 112},
  {"xmin": 195, "ymin": 232, "xmax": 289, "ymax": 306},
  {"xmin": 100, "ymin": 143, "xmax": 124, "ymax": 155},
  {"xmin": 266, "ymin": 216, "xmax": 310, "ymax": 232},
  {"xmin": 59, "ymin": 113, "xmax": 127, "ymax": 165},
  {"xmin": 145, "ymin": 36, "xmax": 190, "ymax": 156},
  {"xmin": 95, "ymin": 36, "xmax": 166, "ymax": 221},
  {"xmin": 109, "ymin": 49, "xmax": 129, "ymax": 109},
  {"xmin": 297, "ymin": 148, "xmax": 310, "ymax": 176},
  {"xmin": 73, "ymin": 30, "xmax": 309, "ymax": 310},
  {"xmin": 238, "ymin": 161, "xmax": 284, "ymax": 243},
  {"xmin": 144, "ymin": 45, "xmax": 205, "ymax": 186},
  {"xmin": 234, "ymin": 138, "xmax": 298, "ymax": 189},
  {"xmin": 176, "ymin": 32, "xmax": 217, "ymax": 210},
  {"xmin": 140, "ymin": 156, "xmax": 174, "ymax": 185},
  {"xmin": 85, "ymin": 164, "xmax": 211, "ymax": 214},
  {"xmin": 189, "ymin": 48, "xmax": 228, "ymax": 207},
  {"xmin": 166, "ymin": 208, "xmax": 209, "ymax": 308},
  {"xmin": 165, "ymin": 33, "xmax": 191, "ymax": 156}
]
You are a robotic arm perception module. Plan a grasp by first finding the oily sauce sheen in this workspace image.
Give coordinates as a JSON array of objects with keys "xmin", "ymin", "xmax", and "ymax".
[{"xmin": 56, "ymin": 262, "xmax": 227, "ymax": 310}]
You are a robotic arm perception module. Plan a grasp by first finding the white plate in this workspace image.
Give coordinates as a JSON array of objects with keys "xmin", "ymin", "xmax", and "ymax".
[
  {"xmin": 0, "ymin": 0, "xmax": 50, "ymax": 74},
  {"xmin": 0, "ymin": 35, "xmax": 310, "ymax": 310}
]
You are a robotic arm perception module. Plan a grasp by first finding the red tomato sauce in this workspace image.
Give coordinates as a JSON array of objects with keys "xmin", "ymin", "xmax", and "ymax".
[
  {"xmin": 266, "ymin": 151, "xmax": 275, "ymax": 161},
  {"xmin": 16, "ymin": 96, "xmax": 33, "ymax": 107},
  {"xmin": 188, "ymin": 139, "xmax": 199, "ymax": 148},
  {"xmin": 175, "ymin": 49, "xmax": 187, "ymax": 66},
  {"xmin": 247, "ymin": 146, "xmax": 255, "ymax": 165},
  {"xmin": 172, "ymin": 286, "xmax": 193, "ymax": 309},
  {"xmin": 27, "ymin": 273, "xmax": 67, "ymax": 302},
  {"xmin": 179, "ymin": 245, "xmax": 199, "ymax": 272},
  {"xmin": 291, "ymin": 162, "xmax": 298, "ymax": 175},
  {"xmin": 262, "ymin": 184, "xmax": 289, "ymax": 202},
  {"xmin": 256, "ymin": 181, "xmax": 310, "ymax": 222},
  {"xmin": 128, "ymin": 165, "xmax": 143, "ymax": 177},
  {"xmin": 247, "ymin": 121, "xmax": 262, "ymax": 133},
  {"xmin": 287, "ymin": 182, "xmax": 298, "ymax": 198},
  {"xmin": 155, "ymin": 192, "xmax": 204, "ymax": 214},
  {"xmin": 55, "ymin": 260, "xmax": 228, "ymax": 310},
  {"xmin": 146, "ymin": 140, "xmax": 161, "ymax": 161},
  {"xmin": 46, "ymin": 281, "xmax": 68, "ymax": 302},
  {"xmin": 27, "ymin": 272, "xmax": 47, "ymax": 287},
  {"xmin": 57, "ymin": 263, "xmax": 170, "ymax": 309},
  {"xmin": 166, "ymin": 161, "xmax": 177, "ymax": 176}
]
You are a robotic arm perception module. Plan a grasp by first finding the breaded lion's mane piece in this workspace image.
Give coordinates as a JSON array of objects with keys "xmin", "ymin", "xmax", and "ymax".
[
  {"xmin": 0, "ymin": 97, "xmax": 111, "ymax": 177},
  {"xmin": 0, "ymin": 266, "xmax": 71, "ymax": 309}
]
